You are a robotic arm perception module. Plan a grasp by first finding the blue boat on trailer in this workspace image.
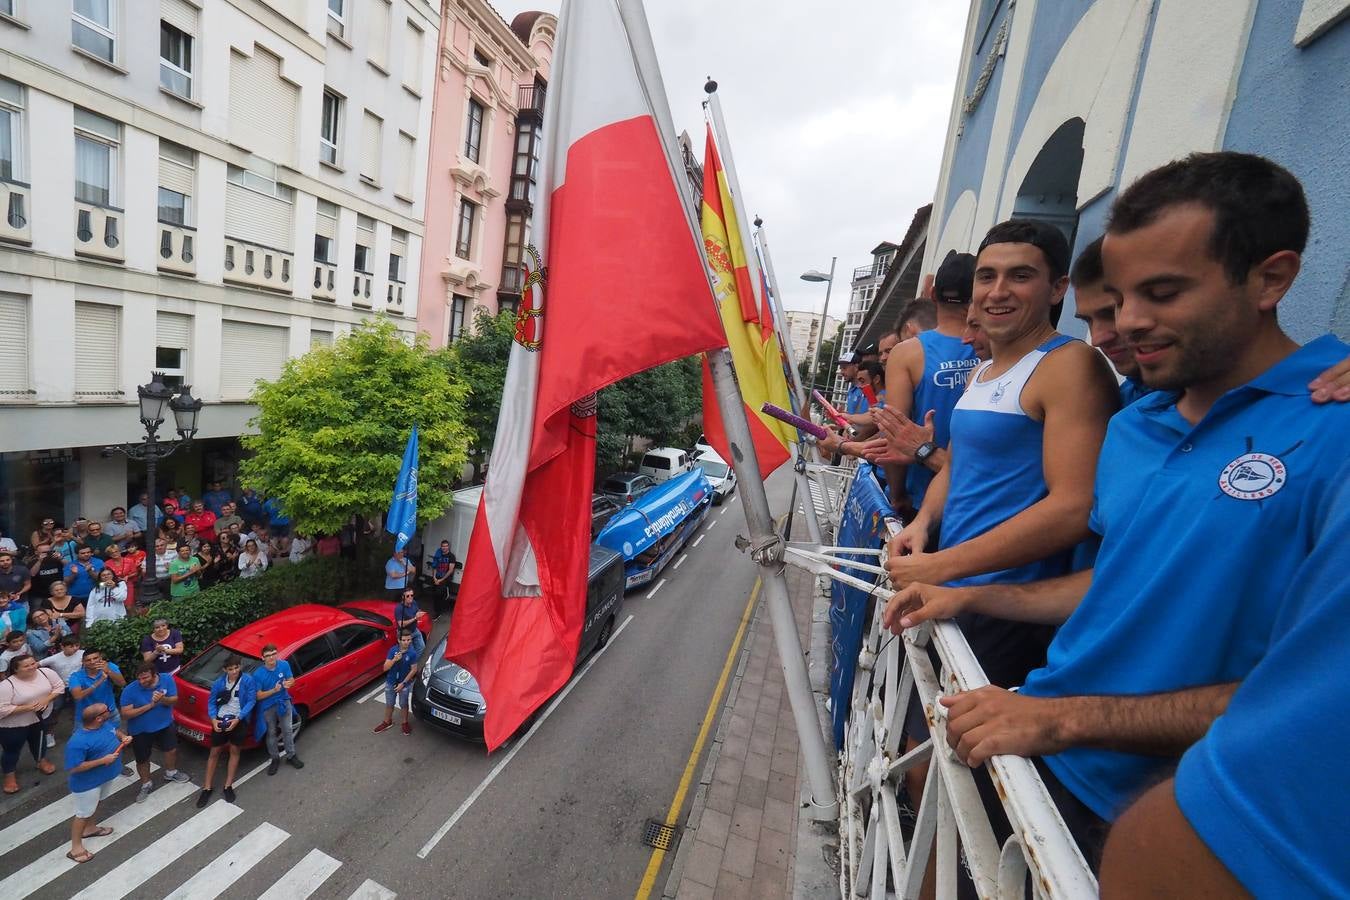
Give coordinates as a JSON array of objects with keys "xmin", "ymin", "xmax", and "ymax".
[{"xmin": 595, "ymin": 469, "xmax": 714, "ymax": 590}]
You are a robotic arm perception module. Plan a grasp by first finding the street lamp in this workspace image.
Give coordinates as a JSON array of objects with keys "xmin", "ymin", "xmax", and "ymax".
[
  {"xmin": 800, "ymin": 257, "xmax": 837, "ymax": 401},
  {"xmin": 106, "ymin": 373, "xmax": 203, "ymax": 607}
]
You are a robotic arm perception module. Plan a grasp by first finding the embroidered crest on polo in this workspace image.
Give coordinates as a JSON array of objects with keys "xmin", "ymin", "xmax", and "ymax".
[{"xmin": 1218, "ymin": 452, "xmax": 1287, "ymax": 500}]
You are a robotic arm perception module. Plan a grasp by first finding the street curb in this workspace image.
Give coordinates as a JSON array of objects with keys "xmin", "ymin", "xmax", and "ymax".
[{"xmin": 793, "ymin": 573, "xmax": 841, "ymax": 898}]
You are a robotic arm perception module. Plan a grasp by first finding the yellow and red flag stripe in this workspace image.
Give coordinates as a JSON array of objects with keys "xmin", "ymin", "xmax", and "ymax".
[{"xmin": 699, "ymin": 126, "xmax": 795, "ymax": 475}]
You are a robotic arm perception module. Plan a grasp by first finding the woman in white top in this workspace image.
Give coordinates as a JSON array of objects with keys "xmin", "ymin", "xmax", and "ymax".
[
  {"xmin": 288, "ymin": 533, "xmax": 313, "ymax": 564},
  {"xmin": 1, "ymin": 654, "xmax": 63, "ymax": 793},
  {"xmin": 238, "ymin": 540, "xmax": 269, "ymax": 579},
  {"xmin": 84, "ymin": 569, "xmax": 128, "ymax": 627}
]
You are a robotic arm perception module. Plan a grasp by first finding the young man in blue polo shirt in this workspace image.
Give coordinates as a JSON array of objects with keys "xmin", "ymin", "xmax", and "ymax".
[
  {"xmin": 374, "ymin": 631, "xmax": 420, "ymax": 735},
  {"xmin": 68, "ymin": 649, "xmax": 124, "ymax": 727},
  {"xmin": 253, "ymin": 643, "xmax": 303, "ymax": 775},
  {"xmin": 882, "ymin": 152, "xmax": 1350, "ymax": 870},
  {"xmin": 120, "ymin": 662, "xmax": 190, "ymax": 802}
]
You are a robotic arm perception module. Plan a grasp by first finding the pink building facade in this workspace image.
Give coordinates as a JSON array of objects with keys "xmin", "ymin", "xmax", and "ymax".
[{"xmin": 417, "ymin": 3, "xmax": 555, "ymax": 348}]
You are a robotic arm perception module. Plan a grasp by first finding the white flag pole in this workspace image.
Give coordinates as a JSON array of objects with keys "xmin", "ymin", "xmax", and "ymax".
[{"xmin": 613, "ymin": 1, "xmax": 837, "ymax": 820}]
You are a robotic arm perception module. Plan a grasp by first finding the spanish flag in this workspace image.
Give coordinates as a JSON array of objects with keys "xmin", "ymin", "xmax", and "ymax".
[{"xmin": 700, "ymin": 127, "xmax": 794, "ymax": 475}]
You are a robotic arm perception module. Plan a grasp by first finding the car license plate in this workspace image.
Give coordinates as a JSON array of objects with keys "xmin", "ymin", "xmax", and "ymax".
[
  {"xmin": 177, "ymin": 725, "xmax": 206, "ymax": 741},
  {"xmin": 430, "ymin": 708, "xmax": 462, "ymax": 725}
]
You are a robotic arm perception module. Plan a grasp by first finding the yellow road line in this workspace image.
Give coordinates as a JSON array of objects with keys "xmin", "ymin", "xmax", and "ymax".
[{"xmin": 633, "ymin": 577, "xmax": 762, "ymax": 899}]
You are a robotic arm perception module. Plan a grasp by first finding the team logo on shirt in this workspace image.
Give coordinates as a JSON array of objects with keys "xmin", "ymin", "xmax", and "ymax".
[{"xmin": 1218, "ymin": 452, "xmax": 1286, "ymax": 501}]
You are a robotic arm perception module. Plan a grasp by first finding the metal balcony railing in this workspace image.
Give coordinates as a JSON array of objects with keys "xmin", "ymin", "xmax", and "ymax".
[
  {"xmin": 517, "ymin": 83, "xmax": 546, "ymax": 115},
  {"xmin": 783, "ymin": 463, "xmax": 1097, "ymax": 899},
  {"xmin": 852, "ymin": 259, "xmax": 890, "ymax": 283},
  {"xmin": 499, "ymin": 265, "xmax": 526, "ymax": 295}
]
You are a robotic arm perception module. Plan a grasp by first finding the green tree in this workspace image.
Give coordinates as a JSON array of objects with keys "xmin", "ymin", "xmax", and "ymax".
[
  {"xmin": 596, "ymin": 356, "xmax": 703, "ymax": 473},
  {"xmin": 450, "ymin": 308, "xmax": 516, "ymax": 479},
  {"xmin": 239, "ymin": 319, "xmax": 472, "ymax": 535}
]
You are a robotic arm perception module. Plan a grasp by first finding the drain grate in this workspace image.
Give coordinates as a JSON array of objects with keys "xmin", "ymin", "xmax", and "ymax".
[{"xmin": 642, "ymin": 818, "xmax": 678, "ymax": 851}]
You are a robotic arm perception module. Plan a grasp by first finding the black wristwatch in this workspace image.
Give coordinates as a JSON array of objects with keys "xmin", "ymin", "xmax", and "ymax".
[{"xmin": 914, "ymin": 441, "xmax": 938, "ymax": 463}]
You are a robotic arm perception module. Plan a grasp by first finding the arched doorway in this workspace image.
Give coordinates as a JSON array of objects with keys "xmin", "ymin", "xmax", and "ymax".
[{"xmin": 1011, "ymin": 118, "xmax": 1084, "ymax": 325}]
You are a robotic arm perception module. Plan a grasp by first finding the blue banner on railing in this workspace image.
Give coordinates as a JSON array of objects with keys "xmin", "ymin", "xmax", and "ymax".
[{"xmin": 829, "ymin": 463, "xmax": 892, "ymax": 748}]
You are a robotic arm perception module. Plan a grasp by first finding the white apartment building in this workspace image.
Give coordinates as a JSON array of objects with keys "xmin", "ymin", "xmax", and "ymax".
[
  {"xmin": 783, "ymin": 310, "xmax": 840, "ymax": 373},
  {"xmin": 0, "ymin": 0, "xmax": 438, "ymax": 534},
  {"xmin": 831, "ymin": 242, "xmax": 898, "ymax": 402}
]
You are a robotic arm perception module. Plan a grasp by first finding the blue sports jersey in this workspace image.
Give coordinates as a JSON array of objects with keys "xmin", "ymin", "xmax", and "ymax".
[
  {"xmin": 1023, "ymin": 335, "xmax": 1350, "ymax": 820},
  {"xmin": 844, "ymin": 384, "xmax": 868, "ymax": 416},
  {"xmin": 905, "ymin": 330, "xmax": 979, "ymax": 506},
  {"xmin": 1175, "ymin": 472, "xmax": 1350, "ymax": 897}
]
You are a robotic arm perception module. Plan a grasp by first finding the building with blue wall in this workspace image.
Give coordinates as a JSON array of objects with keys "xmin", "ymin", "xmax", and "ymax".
[{"xmin": 923, "ymin": 0, "xmax": 1350, "ymax": 343}]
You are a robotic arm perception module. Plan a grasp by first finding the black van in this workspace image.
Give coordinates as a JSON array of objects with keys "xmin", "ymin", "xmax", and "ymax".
[{"xmin": 412, "ymin": 545, "xmax": 625, "ymax": 742}]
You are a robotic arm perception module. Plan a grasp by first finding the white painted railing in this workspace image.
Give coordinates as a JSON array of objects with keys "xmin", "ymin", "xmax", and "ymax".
[{"xmin": 785, "ymin": 467, "xmax": 1097, "ymax": 899}]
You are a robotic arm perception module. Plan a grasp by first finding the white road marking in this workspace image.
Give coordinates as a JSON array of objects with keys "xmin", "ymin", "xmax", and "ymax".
[
  {"xmin": 162, "ymin": 821, "xmax": 289, "ymax": 900},
  {"xmin": 256, "ymin": 848, "xmax": 344, "ymax": 900},
  {"xmin": 673, "ymin": 553, "xmax": 688, "ymax": 570},
  {"xmin": 0, "ymin": 764, "xmax": 158, "ymax": 851},
  {"xmin": 692, "ymin": 533, "xmax": 705, "ymax": 548},
  {"xmin": 416, "ymin": 614, "xmax": 636, "ymax": 859},
  {"xmin": 707, "ymin": 520, "xmax": 718, "ymax": 530},
  {"xmin": 231, "ymin": 758, "xmax": 272, "ymax": 790},
  {"xmin": 719, "ymin": 507, "xmax": 727, "ymax": 516},
  {"xmin": 69, "ymin": 799, "xmax": 242, "ymax": 900},
  {"xmin": 357, "ymin": 681, "xmax": 386, "ymax": 704},
  {"xmin": 645, "ymin": 579, "xmax": 666, "ymax": 599},
  {"xmin": 346, "ymin": 879, "xmax": 397, "ymax": 900},
  {"xmin": 0, "ymin": 780, "xmax": 196, "ymax": 900}
]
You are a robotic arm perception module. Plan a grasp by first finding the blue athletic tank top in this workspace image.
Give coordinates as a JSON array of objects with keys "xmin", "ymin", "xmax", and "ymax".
[
  {"xmin": 939, "ymin": 333, "xmax": 1078, "ymax": 687},
  {"xmin": 905, "ymin": 331, "xmax": 979, "ymax": 506}
]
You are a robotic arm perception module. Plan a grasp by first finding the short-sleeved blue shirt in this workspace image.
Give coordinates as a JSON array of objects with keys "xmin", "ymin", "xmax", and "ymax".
[
  {"xmin": 64, "ymin": 558, "xmax": 105, "ymax": 597},
  {"xmin": 252, "ymin": 661, "xmax": 294, "ymax": 713},
  {"xmin": 69, "ymin": 661, "xmax": 121, "ymax": 722},
  {"xmin": 65, "ymin": 722, "xmax": 122, "ymax": 792},
  {"xmin": 385, "ymin": 645, "xmax": 420, "ymax": 686},
  {"xmin": 119, "ymin": 674, "xmax": 176, "ymax": 735},
  {"xmin": 1117, "ymin": 376, "xmax": 1151, "ymax": 407},
  {"xmin": 844, "ymin": 384, "xmax": 868, "ymax": 416},
  {"xmin": 1175, "ymin": 474, "xmax": 1350, "ymax": 896},
  {"xmin": 1022, "ymin": 335, "xmax": 1350, "ymax": 820}
]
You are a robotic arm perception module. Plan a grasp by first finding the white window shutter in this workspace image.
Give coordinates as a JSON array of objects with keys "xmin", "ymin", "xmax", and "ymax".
[
  {"xmin": 220, "ymin": 321, "xmax": 288, "ymax": 398},
  {"xmin": 225, "ymin": 182, "xmax": 293, "ymax": 250},
  {"xmin": 316, "ymin": 202, "xmax": 337, "ymax": 239},
  {"xmin": 228, "ymin": 46, "xmax": 298, "ymax": 165},
  {"xmin": 74, "ymin": 302, "xmax": 121, "ymax": 395},
  {"xmin": 0, "ymin": 294, "xmax": 30, "ymax": 395},
  {"xmin": 158, "ymin": 151, "xmax": 193, "ymax": 197},
  {"xmin": 157, "ymin": 312, "xmax": 192, "ymax": 349},
  {"xmin": 161, "ymin": 0, "xmax": 198, "ymax": 33},
  {"xmin": 398, "ymin": 132, "xmax": 415, "ymax": 197},
  {"xmin": 360, "ymin": 111, "xmax": 382, "ymax": 182}
]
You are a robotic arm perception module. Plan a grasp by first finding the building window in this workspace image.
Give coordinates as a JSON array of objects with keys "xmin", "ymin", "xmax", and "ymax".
[
  {"xmin": 501, "ymin": 210, "xmax": 527, "ymax": 293},
  {"xmin": 74, "ymin": 108, "xmax": 119, "ymax": 207},
  {"xmin": 455, "ymin": 199, "xmax": 476, "ymax": 260},
  {"xmin": 354, "ymin": 243, "xmax": 370, "ymax": 273},
  {"xmin": 159, "ymin": 21, "xmax": 192, "ymax": 97},
  {"xmin": 73, "ymin": 302, "xmax": 121, "ymax": 396},
  {"xmin": 396, "ymin": 131, "xmax": 414, "ymax": 198},
  {"xmin": 388, "ymin": 228, "xmax": 406, "ymax": 282},
  {"xmin": 0, "ymin": 1, "xmax": 14, "ymax": 18},
  {"xmin": 0, "ymin": 293, "xmax": 29, "ymax": 396},
  {"xmin": 511, "ymin": 121, "xmax": 539, "ymax": 205},
  {"xmin": 155, "ymin": 313, "xmax": 190, "ymax": 390},
  {"xmin": 326, "ymin": 0, "xmax": 344, "ymax": 38},
  {"xmin": 448, "ymin": 294, "xmax": 467, "ymax": 344},
  {"xmin": 473, "ymin": 48, "xmax": 492, "ymax": 68},
  {"xmin": 387, "ymin": 252, "xmax": 403, "ymax": 282},
  {"xmin": 321, "ymin": 89, "xmax": 342, "ymax": 165},
  {"xmin": 314, "ymin": 199, "xmax": 337, "ymax": 264},
  {"xmin": 0, "ymin": 78, "xmax": 23, "ymax": 183},
  {"xmin": 73, "ymin": 0, "xmax": 116, "ymax": 62},
  {"xmin": 354, "ymin": 215, "xmax": 374, "ymax": 273},
  {"xmin": 368, "ymin": 0, "xmax": 389, "ymax": 68},
  {"xmin": 403, "ymin": 21, "xmax": 423, "ymax": 91},
  {"xmin": 360, "ymin": 110, "xmax": 381, "ymax": 184},
  {"xmin": 464, "ymin": 98, "xmax": 484, "ymax": 164},
  {"xmin": 498, "ymin": 296, "xmax": 518, "ymax": 317},
  {"xmin": 157, "ymin": 140, "xmax": 193, "ymax": 225}
]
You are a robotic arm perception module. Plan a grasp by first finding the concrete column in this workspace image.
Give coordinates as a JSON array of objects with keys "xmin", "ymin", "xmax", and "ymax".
[
  {"xmin": 31, "ymin": 280, "xmax": 75, "ymax": 402},
  {"xmin": 27, "ymin": 93, "xmax": 75, "ymax": 257},
  {"xmin": 122, "ymin": 127, "xmax": 159, "ymax": 273},
  {"xmin": 196, "ymin": 156, "xmax": 228, "ymax": 285}
]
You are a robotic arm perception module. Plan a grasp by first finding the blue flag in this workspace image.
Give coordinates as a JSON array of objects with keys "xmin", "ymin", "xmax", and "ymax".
[{"xmin": 386, "ymin": 425, "xmax": 419, "ymax": 551}]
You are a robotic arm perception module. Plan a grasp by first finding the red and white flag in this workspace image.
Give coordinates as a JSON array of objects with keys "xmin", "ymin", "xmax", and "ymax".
[{"xmin": 446, "ymin": 0, "xmax": 727, "ymax": 750}]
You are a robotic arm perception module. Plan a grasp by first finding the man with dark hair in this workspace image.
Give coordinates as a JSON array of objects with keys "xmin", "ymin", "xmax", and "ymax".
[
  {"xmin": 884, "ymin": 152, "xmax": 1350, "ymax": 871},
  {"xmin": 253, "ymin": 643, "xmax": 302, "ymax": 775},
  {"xmin": 120, "ymin": 661, "xmax": 190, "ymax": 802},
  {"xmin": 197, "ymin": 653, "xmax": 256, "ymax": 807},
  {"xmin": 896, "ymin": 297, "xmax": 938, "ymax": 340}
]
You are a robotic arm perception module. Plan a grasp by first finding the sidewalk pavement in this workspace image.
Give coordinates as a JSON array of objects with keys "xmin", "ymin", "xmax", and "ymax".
[{"xmin": 663, "ymin": 563, "xmax": 838, "ymax": 899}]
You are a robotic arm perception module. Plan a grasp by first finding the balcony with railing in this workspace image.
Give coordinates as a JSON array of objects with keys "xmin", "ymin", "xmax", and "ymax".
[
  {"xmin": 386, "ymin": 279, "xmax": 405, "ymax": 312},
  {"xmin": 312, "ymin": 260, "xmax": 336, "ymax": 302},
  {"xmin": 851, "ymin": 259, "xmax": 891, "ymax": 283},
  {"xmin": 352, "ymin": 269, "xmax": 373, "ymax": 308},
  {"xmin": 223, "ymin": 237, "xmax": 293, "ymax": 294},
  {"xmin": 0, "ymin": 179, "xmax": 31, "ymax": 245},
  {"xmin": 517, "ymin": 83, "xmax": 546, "ymax": 118},
  {"xmin": 74, "ymin": 201, "xmax": 124, "ymax": 263},
  {"xmin": 157, "ymin": 222, "xmax": 196, "ymax": 276}
]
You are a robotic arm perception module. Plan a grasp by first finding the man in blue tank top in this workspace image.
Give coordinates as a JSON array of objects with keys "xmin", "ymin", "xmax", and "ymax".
[
  {"xmin": 875, "ymin": 251, "xmax": 981, "ymax": 514},
  {"xmin": 882, "ymin": 153, "xmax": 1350, "ymax": 881}
]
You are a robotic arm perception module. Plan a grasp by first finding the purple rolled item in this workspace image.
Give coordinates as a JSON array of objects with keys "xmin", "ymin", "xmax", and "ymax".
[{"xmin": 761, "ymin": 402, "xmax": 829, "ymax": 440}]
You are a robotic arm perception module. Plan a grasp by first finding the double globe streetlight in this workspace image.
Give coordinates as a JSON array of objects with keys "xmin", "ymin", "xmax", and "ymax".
[{"xmin": 104, "ymin": 373, "xmax": 203, "ymax": 606}]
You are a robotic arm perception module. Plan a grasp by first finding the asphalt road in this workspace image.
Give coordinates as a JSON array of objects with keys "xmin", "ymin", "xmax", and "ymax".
[{"xmin": 0, "ymin": 470, "xmax": 795, "ymax": 900}]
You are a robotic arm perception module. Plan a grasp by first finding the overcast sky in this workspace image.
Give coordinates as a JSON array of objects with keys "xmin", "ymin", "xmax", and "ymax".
[{"xmin": 495, "ymin": 1, "xmax": 967, "ymax": 317}]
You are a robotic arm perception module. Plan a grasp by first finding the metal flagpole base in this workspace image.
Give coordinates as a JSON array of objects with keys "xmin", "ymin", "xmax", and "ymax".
[{"xmin": 707, "ymin": 348, "xmax": 839, "ymax": 820}]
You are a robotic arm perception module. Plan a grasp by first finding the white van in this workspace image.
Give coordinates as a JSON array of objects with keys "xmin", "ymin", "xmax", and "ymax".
[
  {"xmin": 637, "ymin": 447, "xmax": 693, "ymax": 483},
  {"xmin": 420, "ymin": 485, "xmax": 482, "ymax": 585}
]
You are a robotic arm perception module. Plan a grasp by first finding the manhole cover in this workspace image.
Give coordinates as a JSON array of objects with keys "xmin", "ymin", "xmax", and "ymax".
[{"xmin": 642, "ymin": 818, "xmax": 678, "ymax": 851}]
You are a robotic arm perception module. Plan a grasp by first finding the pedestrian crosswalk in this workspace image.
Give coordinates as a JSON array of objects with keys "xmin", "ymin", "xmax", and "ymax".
[{"xmin": 0, "ymin": 772, "xmax": 399, "ymax": 900}]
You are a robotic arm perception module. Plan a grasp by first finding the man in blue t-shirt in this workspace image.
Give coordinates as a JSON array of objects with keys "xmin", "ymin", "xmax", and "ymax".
[
  {"xmin": 373, "ymin": 631, "xmax": 420, "ymax": 736},
  {"xmin": 883, "ymin": 152, "xmax": 1350, "ymax": 871},
  {"xmin": 120, "ymin": 662, "xmax": 191, "ymax": 802},
  {"xmin": 253, "ymin": 643, "xmax": 303, "ymax": 775},
  {"xmin": 68, "ymin": 650, "xmax": 125, "ymax": 727},
  {"xmin": 63, "ymin": 546, "xmax": 105, "ymax": 603},
  {"xmin": 64, "ymin": 703, "xmax": 131, "ymax": 863}
]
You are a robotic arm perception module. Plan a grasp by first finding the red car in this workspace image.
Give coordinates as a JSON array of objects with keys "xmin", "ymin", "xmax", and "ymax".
[{"xmin": 172, "ymin": 600, "xmax": 431, "ymax": 748}]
